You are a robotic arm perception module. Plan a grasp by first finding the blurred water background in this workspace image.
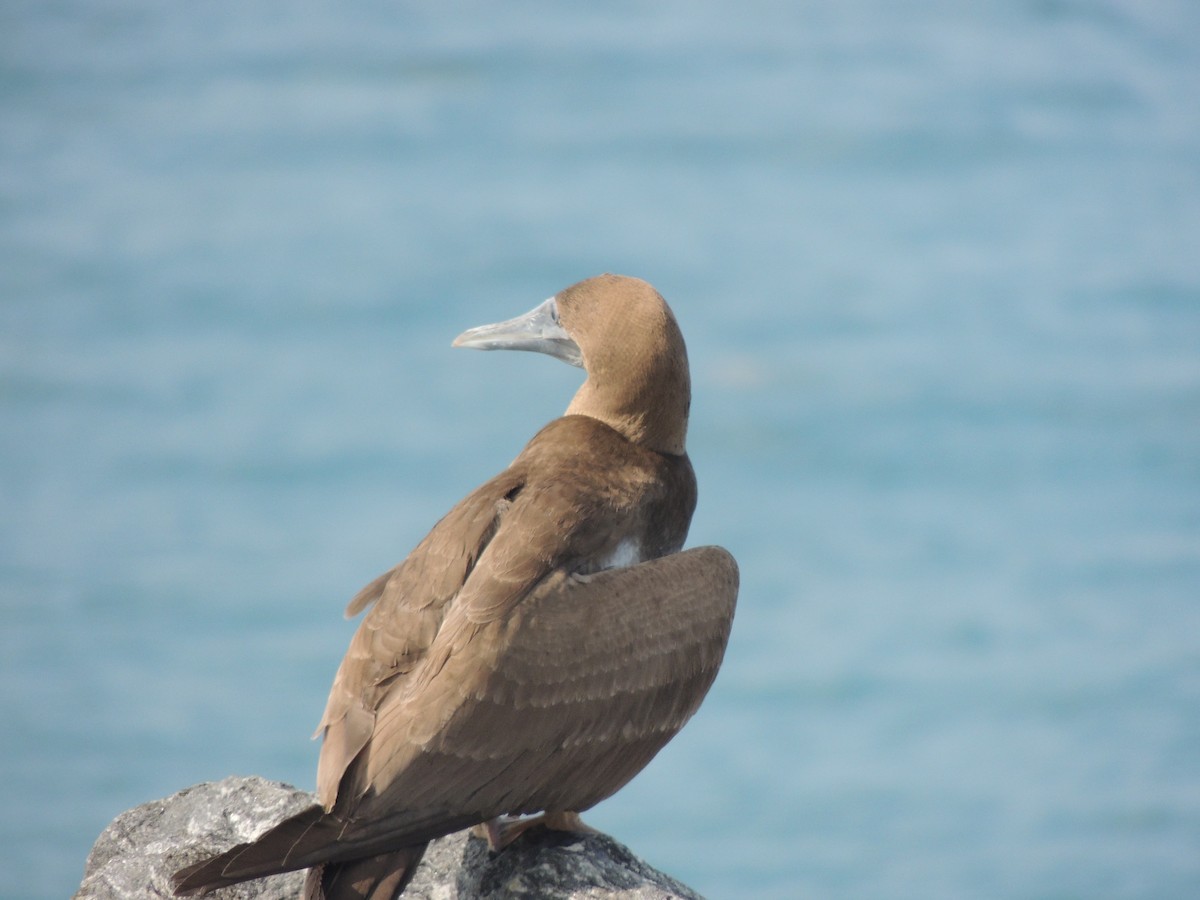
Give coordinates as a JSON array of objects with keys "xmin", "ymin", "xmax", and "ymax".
[{"xmin": 3, "ymin": 2, "xmax": 1199, "ymax": 898}]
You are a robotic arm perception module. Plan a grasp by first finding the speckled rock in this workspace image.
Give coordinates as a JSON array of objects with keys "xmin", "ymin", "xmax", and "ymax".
[{"xmin": 75, "ymin": 776, "xmax": 702, "ymax": 900}]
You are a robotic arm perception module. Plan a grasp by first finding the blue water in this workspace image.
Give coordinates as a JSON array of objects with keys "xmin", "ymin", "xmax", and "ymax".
[{"xmin": 3, "ymin": 2, "xmax": 1199, "ymax": 898}]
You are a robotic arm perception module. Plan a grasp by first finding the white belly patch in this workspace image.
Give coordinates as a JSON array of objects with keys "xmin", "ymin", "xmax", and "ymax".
[{"xmin": 598, "ymin": 537, "xmax": 643, "ymax": 571}]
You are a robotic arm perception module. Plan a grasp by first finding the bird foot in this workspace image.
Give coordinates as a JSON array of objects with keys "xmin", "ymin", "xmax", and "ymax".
[{"xmin": 471, "ymin": 811, "xmax": 597, "ymax": 851}]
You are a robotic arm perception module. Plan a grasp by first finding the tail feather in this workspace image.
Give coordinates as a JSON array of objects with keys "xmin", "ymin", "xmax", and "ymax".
[
  {"xmin": 303, "ymin": 845, "xmax": 428, "ymax": 900},
  {"xmin": 171, "ymin": 799, "xmax": 468, "ymax": 897},
  {"xmin": 172, "ymin": 804, "xmax": 340, "ymax": 895}
]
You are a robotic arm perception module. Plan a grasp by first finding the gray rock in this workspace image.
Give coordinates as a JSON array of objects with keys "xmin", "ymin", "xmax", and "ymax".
[{"xmin": 75, "ymin": 776, "xmax": 703, "ymax": 900}]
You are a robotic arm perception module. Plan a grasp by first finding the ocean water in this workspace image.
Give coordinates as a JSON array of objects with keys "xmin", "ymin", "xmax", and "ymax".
[{"xmin": 3, "ymin": 2, "xmax": 1198, "ymax": 898}]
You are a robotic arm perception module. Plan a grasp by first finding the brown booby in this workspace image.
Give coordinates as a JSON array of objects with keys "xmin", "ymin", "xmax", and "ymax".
[{"xmin": 172, "ymin": 274, "xmax": 739, "ymax": 900}]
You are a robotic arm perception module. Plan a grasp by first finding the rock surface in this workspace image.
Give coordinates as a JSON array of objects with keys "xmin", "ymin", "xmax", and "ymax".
[{"xmin": 75, "ymin": 776, "xmax": 703, "ymax": 900}]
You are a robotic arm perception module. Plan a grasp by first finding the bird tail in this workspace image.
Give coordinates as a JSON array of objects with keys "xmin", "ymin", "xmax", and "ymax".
[
  {"xmin": 303, "ymin": 844, "xmax": 428, "ymax": 900},
  {"xmin": 172, "ymin": 803, "xmax": 342, "ymax": 895}
]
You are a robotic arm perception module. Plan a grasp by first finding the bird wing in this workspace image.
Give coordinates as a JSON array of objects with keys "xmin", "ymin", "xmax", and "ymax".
[
  {"xmin": 335, "ymin": 544, "xmax": 739, "ymax": 846},
  {"xmin": 315, "ymin": 468, "xmax": 524, "ymax": 809},
  {"xmin": 173, "ymin": 546, "xmax": 737, "ymax": 894}
]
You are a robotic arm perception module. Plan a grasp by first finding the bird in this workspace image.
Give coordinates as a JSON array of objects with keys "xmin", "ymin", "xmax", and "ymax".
[{"xmin": 171, "ymin": 273, "xmax": 739, "ymax": 900}]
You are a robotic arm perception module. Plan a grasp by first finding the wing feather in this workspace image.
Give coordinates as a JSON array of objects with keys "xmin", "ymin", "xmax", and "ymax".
[
  {"xmin": 314, "ymin": 469, "xmax": 523, "ymax": 808},
  {"xmin": 336, "ymin": 545, "xmax": 738, "ymax": 845}
]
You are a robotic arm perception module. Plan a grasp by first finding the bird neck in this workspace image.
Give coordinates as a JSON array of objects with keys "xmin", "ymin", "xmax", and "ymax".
[{"xmin": 565, "ymin": 362, "xmax": 690, "ymax": 456}]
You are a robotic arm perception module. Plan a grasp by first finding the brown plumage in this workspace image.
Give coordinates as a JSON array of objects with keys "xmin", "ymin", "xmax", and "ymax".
[{"xmin": 172, "ymin": 274, "xmax": 739, "ymax": 899}]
